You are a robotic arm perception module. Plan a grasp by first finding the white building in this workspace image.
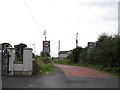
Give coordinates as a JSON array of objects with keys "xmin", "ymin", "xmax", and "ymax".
[{"xmin": 58, "ymin": 50, "xmax": 72, "ymax": 59}]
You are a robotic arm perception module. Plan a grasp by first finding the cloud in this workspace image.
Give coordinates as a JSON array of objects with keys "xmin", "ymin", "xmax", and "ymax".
[
  {"xmin": 87, "ymin": 2, "xmax": 117, "ymax": 8},
  {"xmin": 0, "ymin": 0, "xmax": 118, "ymax": 57}
]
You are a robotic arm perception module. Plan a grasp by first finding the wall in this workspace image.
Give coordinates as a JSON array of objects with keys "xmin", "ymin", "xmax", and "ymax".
[
  {"xmin": 8, "ymin": 48, "xmax": 33, "ymax": 76},
  {"xmin": 7, "ymin": 48, "xmax": 15, "ymax": 76},
  {"xmin": 23, "ymin": 48, "xmax": 32, "ymax": 76}
]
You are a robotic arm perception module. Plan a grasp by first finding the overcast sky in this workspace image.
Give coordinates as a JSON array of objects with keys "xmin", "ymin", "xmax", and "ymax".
[{"xmin": 0, "ymin": 0, "xmax": 118, "ymax": 57}]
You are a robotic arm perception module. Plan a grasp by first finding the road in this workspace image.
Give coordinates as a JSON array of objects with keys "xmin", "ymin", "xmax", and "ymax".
[{"xmin": 2, "ymin": 64, "xmax": 118, "ymax": 88}]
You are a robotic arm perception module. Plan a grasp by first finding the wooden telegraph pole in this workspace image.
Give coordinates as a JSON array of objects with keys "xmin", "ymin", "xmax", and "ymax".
[
  {"xmin": 76, "ymin": 32, "xmax": 78, "ymax": 48},
  {"xmin": 58, "ymin": 40, "xmax": 60, "ymax": 60}
]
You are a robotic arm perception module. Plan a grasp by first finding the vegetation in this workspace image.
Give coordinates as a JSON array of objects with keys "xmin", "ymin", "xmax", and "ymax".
[
  {"xmin": 83, "ymin": 34, "xmax": 120, "ymax": 76},
  {"xmin": 14, "ymin": 43, "xmax": 27, "ymax": 63},
  {"xmin": 1, "ymin": 43, "xmax": 12, "ymax": 48},
  {"xmin": 33, "ymin": 56, "xmax": 55, "ymax": 75},
  {"xmin": 40, "ymin": 51, "xmax": 51, "ymax": 57},
  {"xmin": 69, "ymin": 47, "xmax": 83, "ymax": 63},
  {"xmin": 54, "ymin": 33, "xmax": 120, "ymax": 77},
  {"xmin": 54, "ymin": 59, "xmax": 69, "ymax": 65}
]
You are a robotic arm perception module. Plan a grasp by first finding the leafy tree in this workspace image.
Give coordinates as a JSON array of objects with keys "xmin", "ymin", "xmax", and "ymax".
[
  {"xmin": 1, "ymin": 43, "xmax": 12, "ymax": 48},
  {"xmin": 40, "ymin": 51, "xmax": 51, "ymax": 57},
  {"xmin": 79, "ymin": 47, "xmax": 88, "ymax": 64},
  {"xmin": 14, "ymin": 43, "xmax": 27, "ymax": 63},
  {"xmin": 86, "ymin": 33, "xmax": 120, "ymax": 73},
  {"xmin": 32, "ymin": 53, "xmax": 35, "ymax": 58},
  {"xmin": 69, "ymin": 47, "xmax": 83, "ymax": 63},
  {"xmin": 67, "ymin": 33, "xmax": 120, "ymax": 75}
]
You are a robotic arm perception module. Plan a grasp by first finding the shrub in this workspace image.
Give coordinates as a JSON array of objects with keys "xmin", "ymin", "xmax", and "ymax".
[{"xmin": 32, "ymin": 56, "xmax": 55, "ymax": 75}]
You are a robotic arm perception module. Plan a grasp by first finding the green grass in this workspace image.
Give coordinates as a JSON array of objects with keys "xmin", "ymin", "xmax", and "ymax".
[
  {"xmin": 33, "ymin": 56, "xmax": 55, "ymax": 75},
  {"xmin": 54, "ymin": 59, "xmax": 69, "ymax": 64},
  {"xmin": 38, "ymin": 63, "xmax": 55, "ymax": 73}
]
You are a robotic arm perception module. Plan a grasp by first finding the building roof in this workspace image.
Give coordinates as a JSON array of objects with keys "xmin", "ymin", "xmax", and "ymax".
[{"xmin": 59, "ymin": 51, "xmax": 69, "ymax": 54}]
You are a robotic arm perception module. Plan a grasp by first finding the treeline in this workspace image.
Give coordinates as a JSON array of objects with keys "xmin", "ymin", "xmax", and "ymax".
[{"xmin": 68, "ymin": 33, "xmax": 120, "ymax": 74}]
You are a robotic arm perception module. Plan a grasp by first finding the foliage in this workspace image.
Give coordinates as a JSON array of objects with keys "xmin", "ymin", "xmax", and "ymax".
[
  {"xmin": 14, "ymin": 43, "xmax": 27, "ymax": 63},
  {"xmin": 80, "ymin": 34, "xmax": 120, "ymax": 75},
  {"xmin": 69, "ymin": 46, "xmax": 83, "ymax": 63},
  {"xmin": 1, "ymin": 43, "xmax": 12, "ymax": 48},
  {"xmin": 54, "ymin": 59, "xmax": 69, "ymax": 65},
  {"xmin": 32, "ymin": 53, "xmax": 35, "ymax": 58},
  {"xmin": 62, "ymin": 33, "xmax": 120, "ymax": 76},
  {"xmin": 40, "ymin": 51, "xmax": 51, "ymax": 57},
  {"xmin": 79, "ymin": 47, "xmax": 88, "ymax": 64},
  {"xmin": 33, "ymin": 56, "xmax": 55, "ymax": 75}
]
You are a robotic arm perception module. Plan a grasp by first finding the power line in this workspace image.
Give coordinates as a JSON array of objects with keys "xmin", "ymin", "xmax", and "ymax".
[{"xmin": 24, "ymin": 0, "xmax": 42, "ymax": 33}]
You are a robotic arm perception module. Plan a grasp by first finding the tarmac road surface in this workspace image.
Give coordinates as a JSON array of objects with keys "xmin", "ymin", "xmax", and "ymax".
[{"xmin": 2, "ymin": 64, "xmax": 118, "ymax": 88}]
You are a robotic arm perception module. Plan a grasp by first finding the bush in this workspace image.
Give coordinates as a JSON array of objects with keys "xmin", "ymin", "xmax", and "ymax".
[
  {"xmin": 69, "ymin": 47, "xmax": 83, "ymax": 63},
  {"xmin": 84, "ymin": 34, "xmax": 120, "ymax": 75},
  {"xmin": 32, "ymin": 56, "xmax": 55, "ymax": 75},
  {"xmin": 54, "ymin": 59, "xmax": 69, "ymax": 64},
  {"xmin": 66, "ymin": 33, "xmax": 120, "ymax": 76}
]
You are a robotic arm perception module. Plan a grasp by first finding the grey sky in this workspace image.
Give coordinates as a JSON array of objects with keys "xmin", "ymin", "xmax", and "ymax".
[{"xmin": 0, "ymin": 0, "xmax": 118, "ymax": 57}]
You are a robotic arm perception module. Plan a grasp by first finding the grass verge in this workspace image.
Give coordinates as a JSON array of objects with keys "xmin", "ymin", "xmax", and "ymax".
[
  {"xmin": 33, "ymin": 57, "xmax": 55, "ymax": 75},
  {"xmin": 54, "ymin": 59, "xmax": 120, "ymax": 77}
]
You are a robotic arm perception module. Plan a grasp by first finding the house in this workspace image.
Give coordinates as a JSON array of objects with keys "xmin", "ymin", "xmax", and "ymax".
[{"xmin": 58, "ymin": 50, "xmax": 72, "ymax": 59}]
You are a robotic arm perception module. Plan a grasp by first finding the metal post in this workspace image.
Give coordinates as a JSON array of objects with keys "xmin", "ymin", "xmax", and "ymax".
[{"xmin": 45, "ymin": 36, "xmax": 46, "ymax": 41}]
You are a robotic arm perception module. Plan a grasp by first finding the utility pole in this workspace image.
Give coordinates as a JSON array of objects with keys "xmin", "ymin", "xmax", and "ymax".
[
  {"xmin": 58, "ymin": 40, "xmax": 60, "ymax": 60},
  {"xmin": 76, "ymin": 32, "xmax": 78, "ymax": 48},
  {"xmin": 33, "ymin": 44, "xmax": 35, "ymax": 55},
  {"xmin": 43, "ymin": 30, "xmax": 47, "ymax": 60},
  {"xmin": 45, "ymin": 36, "xmax": 47, "ymax": 41}
]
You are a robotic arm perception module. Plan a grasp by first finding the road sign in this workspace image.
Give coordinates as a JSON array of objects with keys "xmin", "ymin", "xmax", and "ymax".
[
  {"xmin": 88, "ymin": 42, "xmax": 95, "ymax": 49},
  {"xmin": 43, "ymin": 41, "xmax": 50, "ymax": 53}
]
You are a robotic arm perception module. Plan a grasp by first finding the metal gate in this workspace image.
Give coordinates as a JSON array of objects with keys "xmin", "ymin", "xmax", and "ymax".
[{"xmin": 0, "ymin": 44, "xmax": 10, "ymax": 76}]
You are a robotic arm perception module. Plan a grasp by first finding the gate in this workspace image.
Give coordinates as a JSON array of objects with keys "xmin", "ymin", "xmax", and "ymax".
[{"xmin": 0, "ymin": 44, "xmax": 10, "ymax": 76}]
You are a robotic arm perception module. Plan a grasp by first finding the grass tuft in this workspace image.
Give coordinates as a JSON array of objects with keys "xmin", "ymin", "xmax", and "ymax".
[{"xmin": 33, "ymin": 57, "xmax": 55, "ymax": 75}]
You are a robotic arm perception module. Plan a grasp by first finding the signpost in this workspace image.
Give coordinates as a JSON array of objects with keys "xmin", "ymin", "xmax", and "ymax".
[
  {"xmin": 88, "ymin": 42, "xmax": 95, "ymax": 49},
  {"xmin": 87, "ymin": 42, "xmax": 95, "ymax": 57},
  {"xmin": 43, "ymin": 41, "xmax": 50, "ymax": 54},
  {"xmin": 43, "ymin": 41, "xmax": 50, "ymax": 60},
  {"xmin": 42, "ymin": 30, "xmax": 50, "ymax": 59}
]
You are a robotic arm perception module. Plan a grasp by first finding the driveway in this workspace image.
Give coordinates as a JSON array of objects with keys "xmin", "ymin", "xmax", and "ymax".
[
  {"xmin": 2, "ymin": 64, "xmax": 118, "ymax": 88},
  {"xmin": 55, "ymin": 64, "xmax": 118, "ymax": 88},
  {"xmin": 2, "ymin": 67, "xmax": 68, "ymax": 88}
]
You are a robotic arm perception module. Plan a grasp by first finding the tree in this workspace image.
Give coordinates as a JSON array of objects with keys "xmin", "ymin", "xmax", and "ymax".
[
  {"xmin": 1, "ymin": 43, "xmax": 12, "ymax": 48},
  {"xmin": 40, "ymin": 51, "xmax": 51, "ymax": 57},
  {"xmin": 87, "ymin": 33, "xmax": 119, "ymax": 71},
  {"xmin": 69, "ymin": 47, "xmax": 83, "ymax": 63},
  {"xmin": 14, "ymin": 43, "xmax": 27, "ymax": 63}
]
